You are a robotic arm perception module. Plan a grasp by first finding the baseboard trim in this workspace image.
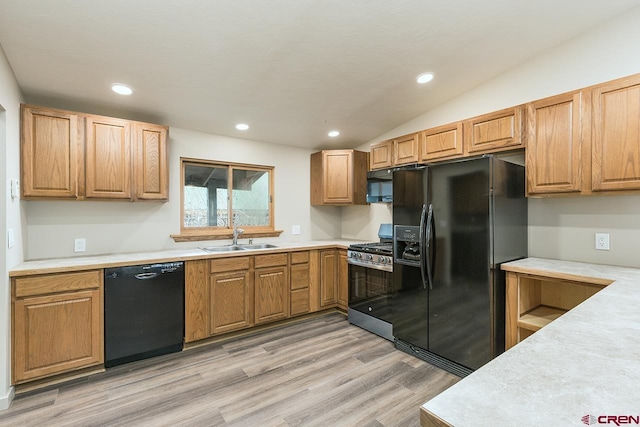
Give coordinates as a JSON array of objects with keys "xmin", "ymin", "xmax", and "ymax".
[{"xmin": 0, "ymin": 387, "xmax": 15, "ymax": 411}]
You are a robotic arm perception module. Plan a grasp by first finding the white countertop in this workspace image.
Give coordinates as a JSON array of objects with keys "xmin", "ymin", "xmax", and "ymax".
[
  {"xmin": 421, "ymin": 257, "xmax": 640, "ymax": 427},
  {"xmin": 9, "ymin": 240, "xmax": 360, "ymax": 276}
]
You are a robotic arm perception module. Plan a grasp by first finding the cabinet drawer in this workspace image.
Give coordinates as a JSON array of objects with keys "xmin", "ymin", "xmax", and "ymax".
[
  {"xmin": 290, "ymin": 251, "xmax": 310, "ymax": 265},
  {"xmin": 290, "ymin": 288, "xmax": 310, "ymax": 316},
  {"xmin": 210, "ymin": 256, "xmax": 252, "ymax": 273},
  {"xmin": 290, "ymin": 263, "xmax": 310, "ymax": 290},
  {"xmin": 14, "ymin": 270, "xmax": 102, "ymax": 298},
  {"xmin": 255, "ymin": 253, "xmax": 288, "ymax": 268}
]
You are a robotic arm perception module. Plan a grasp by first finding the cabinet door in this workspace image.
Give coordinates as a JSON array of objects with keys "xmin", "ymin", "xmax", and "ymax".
[
  {"xmin": 393, "ymin": 133, "xmax": 419, "ymax": 165},
  {"xmin": 255, "ymin": 266, "xmax": 289, "ymax": 324},
  {"xmin": 13, "ymin": 289, "xmax": 103, "ymax": 383},
  {"xmin": 85, "ymin": 116, "xmax": 132, "ymax": 199},
  {"xmin": 592, "ymin": 75, "xmax": 640, "ymax": 191},
  {"xmin": 185, "ymin": 260, "xmax": 209, "ymax": 343},
  {"xmin": 210, "ymin": 270, "xmax": 253, "ymax": 334},
  {"xmin": 323, "ymin": 150, "xmax": 354, "ymax": 204},
  {"xmin": 21, "ymin": 105, "xmax": 80, "ymax": 199},
  {"xmin": 370, "ymin": 140, "xmax": 393, "ymax": 170},
  {"xmin": 420, "ymin": 123, "xmax": 463, "ymax": 162},
  {"xmin": 337, "ymin": 250, "xmax": 348, "ymax": 310},
  {"xmin": 526, "ymin": 92, "xmax": 583, "ymax": 195},
  {"xmin": 134, "ymin": 122, "xmax": 168, "ymax": 200},
  {"xmin": 465, "ymin": 106, "xmax": 524, "ymax": 154},
  {"xmin": 320, "ymin": 250, "xmax": 337, "ymax": 307}
]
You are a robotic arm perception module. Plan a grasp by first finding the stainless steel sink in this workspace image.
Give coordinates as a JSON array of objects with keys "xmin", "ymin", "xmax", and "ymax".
[
  {"xmin": 238, "ymin": 243, "xmax": 279, "ymax": 250},
  {"xmin": 201, "ymin": 245, "xmax": 246, "ymax": 253},
  {"xmin": 201, "ymin": 243, "xmax": 278, "ymax": 253}
]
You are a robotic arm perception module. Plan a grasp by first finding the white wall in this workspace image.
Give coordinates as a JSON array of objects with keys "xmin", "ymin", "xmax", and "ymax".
[
  {"xmin": 25, "ymin": 127, "xmax": 342, "ymax": 259},
  {"xmin": 345, "ymin": 6, "xmax": 640, "ymax": 267},
  {"xmin": 0, "ymin": 44, "xmax": 24, "ymax": 410}
]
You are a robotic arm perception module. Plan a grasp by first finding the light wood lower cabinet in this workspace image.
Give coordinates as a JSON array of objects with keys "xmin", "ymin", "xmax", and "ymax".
[
  {"xmin": 255, "ymin": 253, "xmax": 289, "ymax": 324},
  {"xmin": 210, "ymin": 257, "xmax": 254, "ymax": 335},
  {"xmin": 320, "ymin": 250, "xmax": 338, "ymax": 307},
  {"xmin": 290, "ymin": 251, "xmax": 311, "ymax": 316},
  {"xmin": 337, "ymin": 249, "xmax": 348, "ymax": 311},
  {"xmin": 505, "ymin": 271, "xmax": 610, "ymax": 349},
  {"xmin": 12, "ymin": 270, "xmax": 103, "ymax": 384}
]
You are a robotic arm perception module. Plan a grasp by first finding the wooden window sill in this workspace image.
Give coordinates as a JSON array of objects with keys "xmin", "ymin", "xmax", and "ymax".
[{"xmin": 171, "ymin": 230, "xmax": 284, "ymax": 243}]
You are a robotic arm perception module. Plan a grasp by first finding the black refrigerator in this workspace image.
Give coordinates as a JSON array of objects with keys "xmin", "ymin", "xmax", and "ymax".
[{"xmin": 392, "ymin": 156, "xmax": 527, "ymax": 376}]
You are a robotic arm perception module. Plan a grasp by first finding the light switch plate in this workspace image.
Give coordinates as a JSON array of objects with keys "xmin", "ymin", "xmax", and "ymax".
[{"xmin": 292, "ymin": 225, "xmax": 301, "ymax": 235}]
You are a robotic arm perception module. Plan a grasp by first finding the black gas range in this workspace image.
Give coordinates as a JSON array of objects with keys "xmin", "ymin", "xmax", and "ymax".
[{"xmin": 347, "ymin": 225, "xmax": 394, "ymax": 341}]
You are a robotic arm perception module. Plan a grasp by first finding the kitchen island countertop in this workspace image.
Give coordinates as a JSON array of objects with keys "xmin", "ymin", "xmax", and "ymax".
[
  {"xmin": 9, "ymin": 240, "xmax": 361, "ymax": 277},
  {"xmin": 421, "ymin": 257, "xmax": 640, "ymax": 427}
]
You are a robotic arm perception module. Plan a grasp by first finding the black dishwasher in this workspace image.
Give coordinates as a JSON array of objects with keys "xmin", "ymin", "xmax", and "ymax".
[{"xmin": 104, "ymin": 262, "xmax": 184, "ymax": 368}]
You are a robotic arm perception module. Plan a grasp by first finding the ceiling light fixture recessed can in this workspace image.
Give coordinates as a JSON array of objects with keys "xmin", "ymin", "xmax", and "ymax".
[
  {"xmin": 235, "ymin": 123, "xmax": 249, "ymax": 131},
  {"xmin": 111, "ymin": 83, "xmax": 133, "ymax": 95},
  {"xmin": 416, "ymin": 73, "xmax": 434, "ymax": 84},
  {"xmin": 328, "ymin": 130, "xmax": 340, "ymax": 138}
]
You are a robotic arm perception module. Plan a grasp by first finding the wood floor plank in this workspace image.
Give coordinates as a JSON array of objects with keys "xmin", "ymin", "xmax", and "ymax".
[{"xmin": 0, "ymin": 313, "xmax": 459, "ymax": 426}]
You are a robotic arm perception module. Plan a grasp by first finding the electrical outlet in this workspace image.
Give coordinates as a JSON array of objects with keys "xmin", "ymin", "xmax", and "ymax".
[
  {"xmin": 7, "ymin": 228, "xmax": 14, "ymax": 249},
  {"xmin": 595, "ymin": 233, "xmax": 610, "ymax": 251},
  {"xmin": 291, "ymin": 225, "xmax": 301, "ymax": 235},
  {"xmin": 74, "ymin": 238, "xmax": 86, "ymax": 252}
]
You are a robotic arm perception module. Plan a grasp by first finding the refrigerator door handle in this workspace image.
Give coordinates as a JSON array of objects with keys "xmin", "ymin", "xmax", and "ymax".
[
  {"xmin": 429, "ymin": 204, "xmax": 437, "ymax": 289},
  {"xmin": 425, "ymin": 204, "xmax": 434, "ymax": 290},
  {"xmin": 419, "ymin": 203, "xmax": 428, "ymax": 289}
]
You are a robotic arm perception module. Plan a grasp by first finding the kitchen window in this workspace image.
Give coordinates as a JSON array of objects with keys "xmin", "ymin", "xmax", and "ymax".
[{"xmin": 173, "ymin": 158, "xmax": 281, "ymax": 241}]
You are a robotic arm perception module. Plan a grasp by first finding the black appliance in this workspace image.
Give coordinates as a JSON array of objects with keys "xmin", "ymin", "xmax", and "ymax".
[
  {"xmin": 347, "ymin": 224, "xmax": 394, "ymax": 341},
  {"xmin": 104, "ymin": 262, "xmax": 185, "ymax": 368},
  {"xmin": 366, "ymin": 168, "xmax": 394, "ymax": 203},
  {"xmin": 393, "ymin": 156, "xmax": 527, "ymax": 377}
]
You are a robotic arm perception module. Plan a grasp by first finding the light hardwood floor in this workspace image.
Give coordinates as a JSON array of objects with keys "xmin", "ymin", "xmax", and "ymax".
[{"xmin": 0, "ymin": 313, "xmax": 459, "ymax": 426}]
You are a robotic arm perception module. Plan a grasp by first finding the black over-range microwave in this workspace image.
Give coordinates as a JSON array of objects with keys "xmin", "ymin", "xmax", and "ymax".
[{"xmin": 366, "ymin": 168, "xmax": 394, "ymax": 203}]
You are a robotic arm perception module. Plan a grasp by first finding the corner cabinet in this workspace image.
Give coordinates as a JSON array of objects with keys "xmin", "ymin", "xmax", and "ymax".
[
  {"xmin": 21, "ymin": 104, "xmax": 169, "ymax": 201},
  {"xmin": 310, "ymin": 149, "xmax": 368, "ymax": 206},
  {"xmin": 12, "ymin": 270, "xmax": 104, "ymax": 384}
]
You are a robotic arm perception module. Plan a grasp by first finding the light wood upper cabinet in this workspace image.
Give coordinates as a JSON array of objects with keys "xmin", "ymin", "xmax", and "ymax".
[
  {"xmin": 369, "ymin": 140, "xmax": 393, "ymax": 170},
  {"xmin": 393, "ymin": 133, "xmax": 420, "ymax": 165},
  {"xmin": 85, "ymin": 116, "xmax": 132, "ymax": 199},
  {"xmin": 310, "ymin": 149, "xmax": 368, "ymax": 205},
  {"xmin": 12, "ymin": 270, "xmax": 103, "ymax": 384},
  {"xmin": 592, "ymin": 74, "xmax": 640, "ymax": 192},
  {"xmin": 20, "ymin": 104, "xmax": 168, "ymax": 201},
  {"xmin": 465, "ymin": 106, "xmax": 524, "ymax": 154},
  {"xmin": 21, "ymin": 105, "xmax": 81, "ymax": 199},
  {"xmin": 420, "ymin": 122, "xmax": 464, "ymax": 162},
  {"xmin": 526, "ymin": 92, "xmax": 583, "ymax": 195},
  {"xmin": 134, "ymin": 122, "xmax": 168, "ymax": 200}
]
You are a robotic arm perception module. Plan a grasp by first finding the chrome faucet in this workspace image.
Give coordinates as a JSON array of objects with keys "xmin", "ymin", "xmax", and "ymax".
[{"xmin": 232, "ymin": 227, "xmax": 244, "ymax": 245}]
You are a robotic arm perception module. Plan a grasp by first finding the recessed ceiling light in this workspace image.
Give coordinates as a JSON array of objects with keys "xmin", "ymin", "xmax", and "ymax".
[
  {"xmin": 328, "ymin": 130, "xmax": 340, "ymax": 138},
  {"xmin": 235, "ymin": 123, "xmax": 249, "ymax": 131},
  {"xmin": 416, "ymin": 73, "xmax": 434, "ymax": 84},
  {"xmin": 111, "ymin": 83, "xmax": 133, "ymax": 95}
]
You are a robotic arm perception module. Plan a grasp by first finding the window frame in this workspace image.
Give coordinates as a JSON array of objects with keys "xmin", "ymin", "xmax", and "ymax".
[{"xmin": 172, "ymin": 157, "xmax": 282, "ymax": 242}]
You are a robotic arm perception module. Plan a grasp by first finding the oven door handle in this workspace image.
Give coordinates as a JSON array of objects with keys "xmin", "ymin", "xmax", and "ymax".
[{"xmin": 419, "ymin": 204, "xmax": 428, "ymax": 290}]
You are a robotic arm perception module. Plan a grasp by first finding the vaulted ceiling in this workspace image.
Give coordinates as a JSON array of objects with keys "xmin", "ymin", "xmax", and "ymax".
[{"xmin": 1, "ymin": 1, "xmax": 638, "ymax": 149}]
